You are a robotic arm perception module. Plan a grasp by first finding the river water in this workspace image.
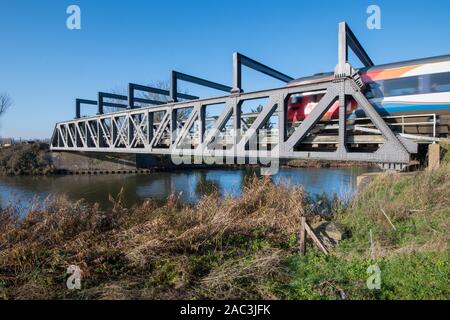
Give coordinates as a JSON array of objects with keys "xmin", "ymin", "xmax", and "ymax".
[{"xmin": 0, "ymin": 167, "xmax": 377, "ymax": 212}]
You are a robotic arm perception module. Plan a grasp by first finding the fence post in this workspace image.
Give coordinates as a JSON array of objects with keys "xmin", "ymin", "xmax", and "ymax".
[{"xmin": 299, "ymin": 216, "xmax": 306, "ymax": 256}]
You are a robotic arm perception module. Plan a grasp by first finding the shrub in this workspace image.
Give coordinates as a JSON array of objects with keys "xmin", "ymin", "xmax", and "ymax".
[{"xmin": 0, "ymin": 143, "xmax": 55, "ymax": 176}]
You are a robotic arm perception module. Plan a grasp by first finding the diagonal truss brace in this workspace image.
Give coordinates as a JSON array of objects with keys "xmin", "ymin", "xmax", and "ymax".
[
  {"xmin": 284, "ymin": 78, "xmax": 417, "ymax": 163},
  {"xmin": 236, "ymin": 95, "xmax": 280, "ymax": 151}
]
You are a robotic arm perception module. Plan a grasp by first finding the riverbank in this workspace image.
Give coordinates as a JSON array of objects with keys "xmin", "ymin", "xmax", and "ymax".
[
  {"xmin": 285, "ymin": 159, "xmax": 376, "ymax": 168},
  {"xmin": 0, "ymin": 143, "xmax": 377, "ymax": 177},
  {"xmin": 0, "ymin": 157, "xmax": 448, "ymax": 299}
]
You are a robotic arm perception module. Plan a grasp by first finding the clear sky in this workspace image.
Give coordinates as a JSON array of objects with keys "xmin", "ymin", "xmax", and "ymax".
[{"xmin": 0, "ymin": 0, "xmax": 449, "ymax": 139}]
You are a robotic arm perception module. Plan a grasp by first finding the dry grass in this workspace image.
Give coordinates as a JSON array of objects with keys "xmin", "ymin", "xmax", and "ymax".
[{"xmin": 0, "ymin": 176, "xmax": 309, "ymax": 300}]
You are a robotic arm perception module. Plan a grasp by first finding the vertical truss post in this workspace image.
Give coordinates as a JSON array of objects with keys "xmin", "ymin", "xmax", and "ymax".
[
  {"xmin": 233, "ymin": 99, "xmax": 242, "ymax": 146},
  {"xmin": 99, "ymin": 119, "xmax": 107, "ymax": 148},
  {"xmin": 112, "ymin": 116, "xmax": 118, "ymax": 148},
  {"xmin": 86, "ymin": 122, "xmax": 90, "ymax": 147},
  {"xmin": 98, "ymin": 119, "xmax": 103, "ymax": 147},
  {"xmin": 170, "ymin": 70, "xmax": 232, "ymax": 103},
  {"xmin": 90, "ymin": 121, "xmax": 97, "ymax": 147},
  {"xmin": 147, "ymin": 111, "xmax": 154, "ymax": 144},
  {"xmin": 84, "ymin": 123, "xmax": 89, "ymax": 147},
  {"xmin": 231, "ymin": 52, "xmax": 294, "ymax": 94},
  {"xmin": 127, "ymin": 83, "xmax": 135, "ymax": 145},
  {"xmin": 75, "ymin": 124, "xmax": 82, "ymax": 147},
  {"xmin": 199, "ymin": 105, "xmax": 206, "ymax": 144},
  {"xmin": 335, "ymin": 21, "xmax": 375, "ymax": 154},
  {"xmin": 170, "ymin": 71, "xmax": 178, "ymax": 102},
  {"xmin": 96, "ymin": 92, "xmax": 129, "ymax": 116},
  {"xmin": 75, "ymin": 99, "xmax": 81, "ymax": 119},
  {"xmin": 75, "ymin": 99, "xmax": 97, "ymax": 119},
  {"xmin": 229, "ymin": 98, "xmax": 241, "ymax": 164},
  {"xmin": 338, "ymin": 81, "xmax": 347, "ymax": 152},
  {"xmin": 128, "ymin": 83, "xmax": 134, "ymax": 109},
  {"xmin": 336, "ymin": 21, "xmax": 374, "ymax": 76},
  {"xmin": 278, "ymin": 93, "xmax": 287, "ymax": 154},
  {"xmin": 128, "ymin": 115, "xmax": 134, "ymax": 146},
  {"xmin": 170, "ymin": 107, "xmax": 178, "ymax": 144},
  {"xmin": 97, "ymin": 92, "xmax": 104, "ymax": 115},
  {"xmin": 232, "ymin": 52, "xmax": 243, "ymax": 94},
  {"xmin": 337, "ymin": 22, "xmax": 348, "ymax": 73}
]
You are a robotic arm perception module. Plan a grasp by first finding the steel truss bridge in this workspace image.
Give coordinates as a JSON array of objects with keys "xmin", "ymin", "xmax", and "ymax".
[{"xmin": 51, "ymin": 22, "xmax": 425, "ymax": 171}]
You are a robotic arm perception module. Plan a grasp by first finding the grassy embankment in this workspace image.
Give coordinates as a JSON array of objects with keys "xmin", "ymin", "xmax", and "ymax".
[
  {"xmin": 0, "ymin": 143, "xmax": 448, "ymax": 300},
  {"xmin": 0, "ymin": 143, "xmax": 55, "ymax": 175}
]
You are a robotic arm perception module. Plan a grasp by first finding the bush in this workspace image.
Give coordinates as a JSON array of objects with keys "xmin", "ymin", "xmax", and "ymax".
[{"xmin": 0, "ymin": 143, "xmax": 55, "ymax": 175}]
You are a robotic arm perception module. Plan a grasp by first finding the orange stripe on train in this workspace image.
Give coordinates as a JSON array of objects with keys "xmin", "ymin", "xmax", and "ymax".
[{"xmin": 363, "ymin": 65, "xmax": 418, "ymax": 81}]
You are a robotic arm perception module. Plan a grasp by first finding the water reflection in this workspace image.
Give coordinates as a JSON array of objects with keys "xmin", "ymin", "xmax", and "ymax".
[{"xmin": 0, "ymin": 167, "xmax": 377, "ymax": 211}]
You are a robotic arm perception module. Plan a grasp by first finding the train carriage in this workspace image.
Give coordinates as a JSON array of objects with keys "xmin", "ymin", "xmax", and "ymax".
[{"xmin": 287, "ymin": 54, "xmax": 450, "ymax": 137}]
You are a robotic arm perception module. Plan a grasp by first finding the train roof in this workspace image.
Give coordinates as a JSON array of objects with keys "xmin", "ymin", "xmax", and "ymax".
[{"xmin": 288, "ymin": 54, "xmax": 450, "ymax": 85}]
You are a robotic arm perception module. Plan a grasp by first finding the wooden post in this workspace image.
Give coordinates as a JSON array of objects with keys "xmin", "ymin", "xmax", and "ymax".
[
  {"xmin": 305, "ymin": 221, "xmax": 329, "ymax": 256},
  {"xmin": 299, "ymin": 216, "xmax": 306, "ymax": 256},
  {"xmin": 428, "ymin": 143, "xmax": 440, "ymax": 171}
]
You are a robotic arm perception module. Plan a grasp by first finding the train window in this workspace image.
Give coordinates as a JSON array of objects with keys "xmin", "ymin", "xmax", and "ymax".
[
  {"xmin": 430, "ymin": 72, "xmax": 450, "ymax": 92},
  {"xmin": 383, "ymin": 76, "xmax": 419, "ymax": 97},
  {"xmin": 365, "ymin": 81, "xmax": 383, "ymax": 99},
  {"xmin": 290, "ymin": 95, "xmax": 303, "ymax": 104}
]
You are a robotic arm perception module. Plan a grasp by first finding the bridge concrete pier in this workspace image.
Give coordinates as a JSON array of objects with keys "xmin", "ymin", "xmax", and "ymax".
[{"xmin": 50, "ymin": 151, "xmax": 171, "ymax": 174}]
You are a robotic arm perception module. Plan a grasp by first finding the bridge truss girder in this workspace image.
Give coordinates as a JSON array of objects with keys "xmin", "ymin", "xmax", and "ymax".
[
  {"xmin": 51, "ymin": 77, "xmax": 417, "ymax": 170},
  {"xmin": 51, "ymin": 22, "xmax": 418, "ymax": 170}
]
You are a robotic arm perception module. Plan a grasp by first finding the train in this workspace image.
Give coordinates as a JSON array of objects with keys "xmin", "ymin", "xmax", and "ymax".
[{"xmin": 286, "ymin": 54, "xmax": 450, "ymax": 137}]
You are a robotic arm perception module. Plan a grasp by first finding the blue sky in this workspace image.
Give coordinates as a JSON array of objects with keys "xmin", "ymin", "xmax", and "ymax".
[{"xmin": 0, "ymin": 0, "xmax": 449, "ymax": 139}]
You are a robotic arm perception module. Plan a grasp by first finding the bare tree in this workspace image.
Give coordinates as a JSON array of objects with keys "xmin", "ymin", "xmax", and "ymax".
[
  {"xmin": 108, "ymin": 81, "xmax": 192, "ymax": 122},
  {"xmin": 140, "ymin": 80, "xmax": 171, "ymax": 105},
  {"xmin": 0, "ymin": 93, "xmax": 12, "ymax": 117},
  {"xmin": 143, "ymin": 80, "xmax": 194, "ymax": 122},
  {"xmin": 106, "ymin": 81, "xmax": 172, "ymax": 114},
  {"xmin": 246, "ymin": 104, "xmax": 273, "ymax": 129}
]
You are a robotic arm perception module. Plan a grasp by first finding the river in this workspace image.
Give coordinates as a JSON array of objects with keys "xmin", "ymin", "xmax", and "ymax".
[{"xmin": 0, "ymin": 167, "xmax": 377, "ymax": 212}]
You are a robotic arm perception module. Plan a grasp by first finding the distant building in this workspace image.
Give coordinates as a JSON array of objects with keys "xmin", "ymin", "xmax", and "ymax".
[{"xmin": 0, "ymin": 138, "xmax": 14, "ymax": 147}]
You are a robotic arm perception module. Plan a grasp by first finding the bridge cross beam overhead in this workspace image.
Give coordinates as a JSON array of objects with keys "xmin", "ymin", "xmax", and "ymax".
[{"xmin": 51, "ymin": 22, "xmax": 420, "ymax": 171}]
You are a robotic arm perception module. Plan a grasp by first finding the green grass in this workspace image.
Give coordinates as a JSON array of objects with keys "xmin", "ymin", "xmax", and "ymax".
[
  {"xmin": 441, "ymin": 140, "xmax": 450, "ymax": 164},
  {"xmin": 336, "ymin": 164, "xmax": 449, "ymax": 253},
  {"xmin": 283, "ymin": 250, "xmax": 449, "ymax": 300}
]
